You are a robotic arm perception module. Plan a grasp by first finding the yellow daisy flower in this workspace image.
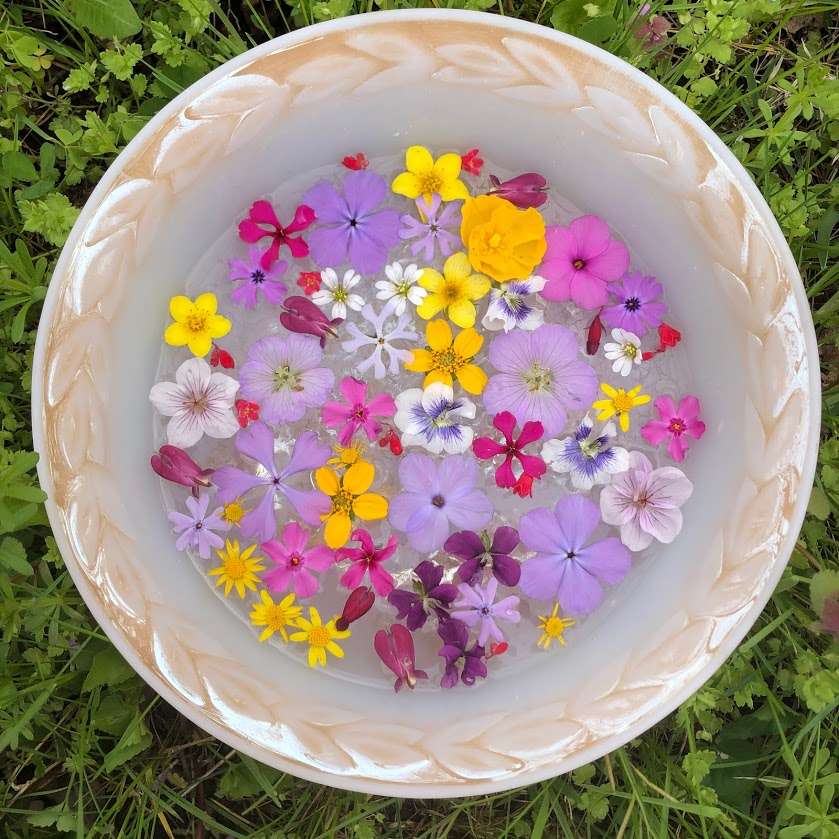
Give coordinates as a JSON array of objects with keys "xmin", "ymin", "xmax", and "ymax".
[
  {"xmin": 249, "ymin": 590, "xmax": 302, "ymax": 642},
  {"xmin": 314, "ymin": 461, "xmax": 388, "ymax": 549},
  {"xmin": 164, "ymin": 292, "xmax": 231, "ymax": 357},
  {"xmin": 592, "ymin": 383, "xmax": 651, "ymax": 432},
  {"xmin": 417, "ymin": 251, "xmax": 490, "ymax": 329},
  {"xmin": 221, "ymin": 499, "xmax": 247, "ymax": 527},
  {"xmin": 404, "ymin": 319, "xmax": 487, "ymax": 395},
  {"xmin": 290, "ymin": 606, "xmax": 351, "ymax": 668},
  {"xmin": 537, "ymin": 603, "xmax": 576, "ymax": 650},
  {"xmin": 327, "ymin": 440, "xmax": 365, "ymax": 469},
  {"xmin": 391, "ymin": 145, "xmax": 469, "ymax": 203},
  {"xmin": 208, "ymin": 539, "xmax": 264, "ymax": 598}
]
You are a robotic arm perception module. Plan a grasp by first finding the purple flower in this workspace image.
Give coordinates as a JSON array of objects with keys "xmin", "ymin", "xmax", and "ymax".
[
  {"xmin": 451, "ymin": 577, "xmax": 521, "ymax": 647},
  {"xmin": 387, "ymin": 560, "xmax": 458, "ymax": 631},
  {"xmin": 602, "ymin": 272, "xmax": 667, "ymax": 337},
  {"xmin": 168, "ymin": 493, "xmax": 228, "ymax": 559},
  {"xmin": 519, "ymin": 495, "xmax": 631, "ymax": 615},
  {"xmin": 228, "ymin": 246, "xmax": 289, "ymax": 308},
  {"xmin": 487, "ymin": 173, "xmax": 549, "ymax": 209},
  {"xmin": 238, "ymin": 334, "xmax": 334, "ymax": 425},
  {"xmin": 303, "ymin": 170, "xmax": 400, "ymax": 274},
  {"xmin": 374, "ymin": 624, "xmax": 428, "ymax": 692},
  {"xmin": 399, "ymin": 194, "xmax": 460, "ymax": 262},
  {"xmin": 483, "ymin": 324, "xmax": 598, "ymax": 438},
  {"xmin": 213, "ymin": 421, "xmax": 331, "ymax": 541},
  {"xmin": 445, "ymin": 527, "xmax": 521, "ymax": 587},
  {"xmin": 437, "ymin": 618, "xmax": 487, "ymax": 689},
  {"xmin": 388, "ymin": 453, "xmax": 493, "ymax": 553}
]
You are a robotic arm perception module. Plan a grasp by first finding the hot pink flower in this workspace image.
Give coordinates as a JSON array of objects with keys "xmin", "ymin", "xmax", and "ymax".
[
  {"xmin": 262, "ymin": 521, "xmax": 334, "ymax": 599},
  {"xmin": 150, "ymin": 445, "xmax": 213, "ymax": 496},
  {"xmin": 472, "ymin": 411, "xmax": 546, "ymax": 495},
  {"xmin": 374, "ymin": 624, "xmax": 428, "ymax": 693},
  {"xmin": 540, "ymin": 215, "xmax": 629, "ymax": 309},
  {"xmin": 238, "ymin": 200, "xmax": 316, "ymax": 270},
  {"xmin": 337, "ymin": 528, "xmax": 397, "ymax": 596},
  {"xmin": 640, "ymin": 395, "xmax": 706, "ymax": 462},
  {"xmin": 321, "ymin": 377, "xmax": 396, "ymax": 446}
]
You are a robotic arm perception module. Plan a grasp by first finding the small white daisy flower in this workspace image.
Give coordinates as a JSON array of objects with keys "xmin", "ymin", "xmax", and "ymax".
[
  {"xmin": 311, "ymin": 268, "xmax": 365, "ymax": 320},
  {"xmin": 341, "ymin": 303, "xmax": 418, "ymax": 379},
  {"xmin": 374, "ymin": 262, "xmax": 427, "ymax": 316},
  {"xmin": 394, "ymin": 382, "xmax": 476, "ymax": 455},
  {"xmin": 603, "ymin": 328, "xmax": 642, "ymax": 377}
]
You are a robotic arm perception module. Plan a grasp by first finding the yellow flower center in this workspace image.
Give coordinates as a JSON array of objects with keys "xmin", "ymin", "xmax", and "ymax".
[
  {"xmin": 333, "ymin": 287, "xmax": 348, "ymax": 302},
  {"xmin": 488, "ymin": 232, "xmax": 503, "ymax": 249},
  {"xmin": 273, "ymin": 364, "xmax": 301, "ymax": 392},
  {"xmin": 224, "ymin": 554, "xmax": 246, "ymax": 580},
  {"xmin": 308, "ymin": 626, "xmax": 330, "ymax": 647},
  {"xmin": 442, "ymin": 282, "xmax": 461, "ymax": 303},
  {"xmin": 331, "ymin": 488, "xmax": 355, "ymax": 515},
  {"xmin": 266, "ymin": 605, "xmax": 289, "ymax": 630},
  {"xmin": 223, "ymin": 501, "xmax": 246, "ymax": 525},
  {"xmin": 523, "ymin": 362, "xmax": 553, "ymax": 393},
  {"xmin": 419, "ymin": 172, "xmax": 443, "ymax": 194},
  {"xmin": 613, "ymin": 392, "xmax": 635, "ymax": 412},
  {"xmin": 431, "ymin": 347, "xmax": 464, "ymax": 375},
  {"xmin": 624, "ymin": 343, "xmax": 638, "ymax": 359},
  {"xmin": 186, "ymin": 310, "xmax": 209, "ymax": 333},
  {"xmin": 543, "ymin": 616, "xmax": 568, "ymax": 638}
]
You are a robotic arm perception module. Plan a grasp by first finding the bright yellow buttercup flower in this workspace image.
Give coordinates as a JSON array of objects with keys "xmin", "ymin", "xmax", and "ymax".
[
  {"xmin": 315, "ymin": 461, "xmax": 388, "ymax": 549},
  {"xmin": 327, "ymin": 440, "xmax": 365, "ymax": 469},
  {"xmin": 164, "ymin": 292, "xmax": 231, "ymax": 357},
  {"xmin": 417, "ymin": 252, "xmax": 490, "ymax": 329},
  {"xmin": 209, "ymin": 539, "xmax": 264, "ymax": 598},
  {"xmin": 290, "ymin": 606, "xmax": 351, "ymax": 668},
  {"xmin": 592, "ymin": 383, "xmax": 651, "ymax": 432},
  {"xmin": 249, "ymin": 590, "xmax": 302, "ymax": 642},
  {"xmin": 460, "ymin": 195, "xmax": 547, "ymax": 282},
  {"xmin": 221, "ymin": 499, "xmax": 247, "ymax": 527},
  {"xmin": 405, "ymin": 319, "xmax": 487, "ymax": 395},
  {"xmin": 391, "ymin": 145, "xmax": 469, "ymax": 203},
  {"xmin": 537, "ymin": 603, "xmax": 576, "ymax": 650}
]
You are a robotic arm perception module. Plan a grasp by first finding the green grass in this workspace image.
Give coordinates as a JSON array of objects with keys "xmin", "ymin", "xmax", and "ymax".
[{"xmin": 1, "ymin": 0, "xmax": 837, "ymax": 836}]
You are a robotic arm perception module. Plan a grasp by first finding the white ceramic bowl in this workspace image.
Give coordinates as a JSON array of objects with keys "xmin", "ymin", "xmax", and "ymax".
[{"xmin": 32, "ymin": 9, "xmax": 819, "ymax": 797}]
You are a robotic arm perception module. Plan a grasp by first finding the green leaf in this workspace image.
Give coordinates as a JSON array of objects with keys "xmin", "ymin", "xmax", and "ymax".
[
  {"xmin": 103, "ymin": 717, "xmax": 152, "ymax": 771},
  {"xmin": 69, "ymin": 0, "xmax": 142, "ymax": 39},
  {"xmin": 18, "ymin": 193, "xmax": 79, "ymax": 246},
  {"xmin": 82, "ymin": 646, "xmax": 135, "ymax": 692},
  {"xmin": 217, "ymin": 760, "xmax": 264, "ymax": 800},
  {"xmin": 2, "ymin": 151, "xmax": 38, "ymax": 182},
  {"xmin": 0, "ymin": 536, "xmax": 32, "ymax": 575},
  {"xmin": 579, "ymin": 15, "xmax": 618, "ymax": 45}
]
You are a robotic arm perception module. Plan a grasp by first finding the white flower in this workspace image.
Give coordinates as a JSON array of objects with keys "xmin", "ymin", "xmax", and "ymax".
[
  {"xmin": 311, "ymin": 268, "xmax": 365, "ymax": 319},
  {"xmin": 374, "ymin": 262, "xmax": 427, "ymax": 316},
  {"xmin": 603, "ymin": 328, "xmax": 642, "ymax": 377},
  {"xmin": 394, "ymin": 382, "xmax": 476, "ymax": 454},
  {"xmin": 149, "ymin": 357, "xmax": 239, "ymax": 448},
  {"xmin": 341, "ymin": 303, "xmax": 418, "ymax": 379},
  {"xmin": 481, "ymin": 275, "xmax": 546, "ymax": 332}
]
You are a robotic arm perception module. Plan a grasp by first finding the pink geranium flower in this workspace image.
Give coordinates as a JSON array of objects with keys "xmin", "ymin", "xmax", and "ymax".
[
  {"xmin": 472, "ymin": 411, "xmax": 546, "ymax": 497},
  {"xmin": 238, "ymin": 200, "xmax": 316, "ymax": 270},
  {"xmin": 321, "ymin": 376, "xmax": 396, "ymax": 446},
  {"xmin": 337, "ymin": 528, "xmax": 397, "ymax": 596},
  {"xmin": 262, "ymin": 521, "xmax": 334, "ymax": 598},
  {"xmin": 641, "ymin": 395, "xmax": 706, "ymax": 462},
  {"xmin": 540, "ymin": 215, "xmax": 629, "ymax": 309}
]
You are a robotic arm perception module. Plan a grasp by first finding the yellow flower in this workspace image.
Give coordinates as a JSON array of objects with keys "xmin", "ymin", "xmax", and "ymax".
[
  {"xmin": 404, "ymin": 319, "xmax": 487, "ymax": 395},
  {"xmin": 460, "ymin": 195, "xmax": 547, "ymax": 282},
  {"xmin": 327, "ymin": 440, "xmax": 365, "ymax": 469},
  {"xmin": 537, "ymin": 603, "xmax": 576, "ymax": 650},
  {"xmin": 208, "ymin": 539, "xmax": 264, "ymax": 598},
  {"xmin": 314, "ymin": 461, "xmax": 388, "ymax": 549},
  {"xmin": 290, "ymin": 606, "xmax": 351, "ymax": 668},
  {"xmin": 249, "ymin": 590, "xmax": 302, "ymax": 642},
  {"xmin": 221, "ymin": 499, "xmax": 247, "ymax": 527},
  {"xmin": 164, "ymin": 292, "xmax": 231, "ymax": 357},
  {"xmin": 592, "ymin": 383, "xmax": 651, "ymax": 432},
  {"xmin": 391, "ymin": 145, "xmax": 469, "ymax": 203},
  {"xmin": 417, "ymin": 252, "xmax": 490, "ymax": 329}
]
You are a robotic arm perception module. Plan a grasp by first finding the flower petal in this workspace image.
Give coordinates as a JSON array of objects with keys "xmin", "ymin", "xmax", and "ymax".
[
  {"xmin": 344, "ymin": 461, "xmax": 375, "ymax": 495},
  {"xmin": 426, "ymin": 319, "xmax": 453, "ymax": 352},
  {"xmin": 353, "ymin": 492, "xmax": 388, "ymax": 520}
]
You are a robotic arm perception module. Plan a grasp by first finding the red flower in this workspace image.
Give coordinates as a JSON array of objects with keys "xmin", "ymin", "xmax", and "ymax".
[
  {"xmin": 585, "ymin": 310, "xmax": 604, "ymax": 356},
  {"xmin": 378, "ymin": 427, "xmax": 403, "ymax": 456},
  {"xmin": 512, "ymin": 474, "xmax": 535, "ymax": 498},
  {"xmin": 297, "ymin": 271, "xmax": 321, "ymax": 295},
  {"xmin": 642, "ymin": 322, "xmax": 682, "ymax": 361},
  {"xmin": 342, "ymin": 152, "xmax": 369, "ymax": 170},
  {"xmin": 235, "ymin": 399, "xmax": 260, "ymax": 429},
  {"xmin": 238, "ymin": 200, "xmax": 315, "ymax": 270},
  {"xmin": 461, "ymin": 148, "xmax": 484, "ymax": 176},
  {"xmin": 374, "ymin": 624, "xmax": 428, "ymax": 692},
  {"xmin": 335, "ymin": 586, "xmax": 375, "ymax": 631},
  {"xmin": 209, "ymin": 344, "xmax": 234, "ymax": 369},
  {"xmin": 473, "ymin": 412, "xmax": 547, "ymax": 491},
  {"xmin": 150, "ymin": 445, "xmax": 213, "ymax": 496}
]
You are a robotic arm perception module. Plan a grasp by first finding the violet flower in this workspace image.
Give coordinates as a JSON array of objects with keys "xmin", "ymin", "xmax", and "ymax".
[
  {"xmin": 228, "ymin": 245, "xmax": 289, "ymax": 308},
  {"xmin": 167, "ymin": 493, "xmax": 228, "ymax": 559},
  {"xmin": 374, "ymin": 624, "xmax": 428, "ymax": 693},
  {"xmin": 641, "ymin": 395, "xmax": 706, "ymax": 462},
  {"xmin": 399, "ymin": 194, "xmax": 460, "ymax": 262},
  {"xmin": 150, "ymin": 445, "xmax": 213, "ymax": 496},
  {"xmin": 279, "ymin": 295, "xmax": 342, "ymax": 348},
  {"xmin": 487, "ymin": 173, "xmax": 549, "ymax": 209},
  {"xmin": 437, "ymin": 618, "xmax": 487, "ymax": 689},
  {"xmin": 451, "ymin": 577, "xmax": 521, "ymax": 647},
  {"xmin": 602, "ymin": 272, "xmax": 667, "ymax": 338},
  {"xmin": 445, "ymin": 527, "xmax": 521, "ymax": 587},
  {"xmin": 262, "ymin": 521, "xmax": 334, "ymax": 598},
  {"xmin": 482, "ymin": 275, "xmax": 546, "ymax": 333},
  {"xmin": 336, "ymin": 528, "xmax": 397, "ymax": 597},
  {"xmin": 321, "ymin": 376, "xmax": 396, "ymax": 446},
  {"xmin": 387, "ymin": 560, "xmax": 458, "ymax": 631},
  {"xmin": 238, "ymin": 200, "xmax": 315, "ymax": 270}
]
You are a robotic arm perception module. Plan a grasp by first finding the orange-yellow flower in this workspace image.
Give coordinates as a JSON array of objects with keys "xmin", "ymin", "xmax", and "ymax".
[
  {"xmin": 404, "ymin": 319, "xmax": 487, "ymax": 395},
  {"xmin": 315, "ymin": 461, "xmax": 388, "ymax": 549}
]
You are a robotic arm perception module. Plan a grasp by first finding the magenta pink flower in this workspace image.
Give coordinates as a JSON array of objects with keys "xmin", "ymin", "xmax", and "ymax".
[
  {"xmin": 540, "ymin": 215, "xmax": 629, "ymax": 309},
  {"xmin": 262, "ymin": 521, "xmax": 334, "ymax": 598},
  {"xmin": 150, "ymin": 445, "xmax": 213, "ymax": 496},
  {"xmin": 238, "ymin": 200, "xmax": 316, "ymax": 270},
  {"xmin": 641, "ymin": 395, "xmax": 706, "ymax": 462},
  {"xmin": 374, "ymin": 624, "xmax": 428, "ymax": 692},
  {"xmin": 488, "ymin": 172, "xmax": 548, "ymax": 208},
  {"xmin": 472, "ymin": 411, "xmax": 546, "ymax": 496},
  {"xmin": 321, "ymin": 376, "xmax": 396, "ymax": 446},
  {"xmin": 336, "ymin": 528, "xmax": 397, "ymax": 597}
]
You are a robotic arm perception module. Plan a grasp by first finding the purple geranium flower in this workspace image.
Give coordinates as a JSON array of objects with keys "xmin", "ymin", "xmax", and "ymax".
[
  {"xmin": 228, "ymin": 246, "xmax": 289, "ymax": 308},
  {"xmin": 437, "ymin": 618, "xmax": 487, "ymax": 689},
  {"xmin": 602, "ymin": 272, "xmax": 667, "ymax": 337},
  {"xmin": 168, "ymin": 492, "xmax": 228, "ymax": 559},
  {"xmin": 519, "ymin": 494, "xmax": 631, "ymax": 615},
  {"xmin": 388, "ymin": 453, "xmax": 493, "ymax": 553},
  {"xmin": 483, "ymin": 324, "xmax": 598, "ymax": 438},
  {"xmin": 399, "ymin": 194, "xmax": 460, "ymax": 262},
  {"xmin": 303, "ymin": 170, "xmax": 400, "ymax": 274},
  {"xmin": 451, "ymin": 577, "xmax": 521, "ymax": 647},
  {"xmin": 213, "ymin": 421, "xmax": 331, "ymax": 541},
  {"xmin": 445, "ymin": 527, "xmax": 521, "ymax": 586},
  {"xmin": 387, "ymin": 560, "xmax": 458, "ymax": 631}
]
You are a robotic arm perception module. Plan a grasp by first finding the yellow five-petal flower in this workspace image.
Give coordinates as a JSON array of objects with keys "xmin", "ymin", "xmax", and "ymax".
[
  {"xmin": 290, "ymin": 606, "xmax": 351, "ymax": 668},
  {"xmin": 405, "ymin": 319, "xmax": 487, "ymax": 395},
  {"xmin": 208, "ymin": 539, "xmax": 264, "ymax": 598},
  {"xmin": 417, "ymin": 252, "xmax": 490, "ymax": 329},
  {"xmin": 537, "ymin": 603, "xmax": 576, "ymax": 650},
  {"xmin": 249, "ymin": 590, "xmax": 302, "ymax": 642},
  {"xmin": 391, "ymin": 145, "xmax": 469, "ymax": 203},
  {"xmin": 592, "ymin": 383, "xmax": 651, "ymax": 432},
  {"xmin": 164, "ymin": 292, "xmax": 231, "ymax": 357}
]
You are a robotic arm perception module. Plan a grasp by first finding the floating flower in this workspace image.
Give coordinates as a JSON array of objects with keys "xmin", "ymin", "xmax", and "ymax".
[
  {"xmin": 289, "ymin": 606, "xmax": 351, "ymax": 668},
  {"xmin": 483, "ymin": 324, "xmax": 598, "ymax": 438},
  {"xmin": 209, "ymin": 345, "xmax": 235, "ymax": 369},
  {"xmin": 213, "ymin": 422, "xmax": 331, "ymax": 540},
  {"xmin": 238, "ymin": 200, "xmax": 315, "ymax": 269},
  {"xmin": 642, "ymin": 322, "xmax": 682, "ymax": 361},
  {"xmin": 209, "ymin": 539, "xmax": 265, "ymax": 598},
  {"xmin": 303, "ymin": 170, "xmax": 400, "ymax": 274},
  {"xmin": 399, "ymin": 195, "xmax": 461, "ymax": 262},
  {"xmin": 378, "ymin": 426, "xmax": 403, "ymax": 456},
  {"xmin": 482, "ymin": 275, "xmax": 546, "ymax": 332},
  {"xmin": 311, "ymin": 268, "xmax": 365, "ymax": 320},
  {"xmin": 404, "ymin": 319, "xmax": 487, "ymax": 395},
  {"xmin": 417, "ymin": 251, "xmax": 490, "ymax": 329},
  {"xmin": 341, "ymin": 303, "xmax": 418, "ymax": 379},
  {"xmin": 388, "ymin": 560, "xmax": 458, "ymax": 631},
  {"xmin": 537, "ymin": 603, "xmax": 576, "ymax": 650},
  {"xmin": 228, "ymin": 246, "xmax": 289, "ymax": 308},
  {"xmin": 461, "ymin": 148, "xmax": 483, "ymax": 176},
  {"xmin": 603, "ymin": 328, "xmax": 643, "ymax": 377},
  {"xmin": 473, "ymin": 411, "xmax": 546, "ymax": 496},
  {"xmin": 314, "ymin": 461, "xmax": 388, "ymax": 549},
  {"xmin": 602, "ymin": 272, "xmax": 667, "ymax": 337},
  {"xmin": 586, "ymin": 311, "xmax": 605, "ymax": 355},
  {"xmin": 600, "ymin": 451, "xmax": 694, "ymax": 550},
  {"xmin": 445, "ymin": 527, "xmax": 521, "ymax": 587},
  {"xmin": 238, "ymin": 334, "xmax": 334, "ymax": 425},
  {"xmin": 540, "ymin": 215, "xmax": 629, "ymax": 309},
  {"xmin": 391, "ymin": 145, "xmax": 469, "ymax": 203},
  {"xmin": 321, "ymin": 377, "xmax": 397, "ymax": 446},
  {"xmin": 452, "ymin": 577, "xmax": 521, "ymax": 647},
  {"xmin": 337, "ymin": 528, "xmax": 397, "ymax": 596},
  {"xmin": 297, "ymin": 270, "xmax": 322, "ymax": 295},
  {"xmin": 342, "ymin": 152, "xmax": 368, "ymax": 170},
  {"xmin": 640, "ymin": 395, "xmax": 706, "ymax": 462},
  {"xmin": 541, "ymin": 414, "xmax": 629, "ymax": 491},
  {"xmin": 592, "ymin": 383, "xmax": 650, "ymax": 432},
  {"xmin": 168, "ymin": 493, "xmax": 228, "ymax": 559},
  {"xmin": 519, "ymin": 495, "xmax": 631, "ymax": 615},
  {"xmin": 375, "ymin": 624, "xmax": 428, "ymax": 692},
  {"xmin": 437, "ymin": 618, "xmax": 487, "ymax": 688},
  {"xmin": 279, "ymin": 295, "xmax": 342, "ymax": 348},
  {"xmin": 221, "ymin": 498, "xmax": 247, "ymax": 527},
  {"xmin": 460, "ymin": 195, "xmax": 547, "ymax": 282},
  {"xmin": 487, "ymin": 172, "xmax": 549, "ymax": 209},
  {"xmin": 151, "ymin": 445, "xmax": 213, "ymax": 495},
  {"xmin": 393, "ymin": 382, "xmax": 476, "ymax": 455},
  {"xmin": 164, "ymin": 292, "xmax": 231, "ymax": 357},
  {"xmin": 374, "ymin": 262, "xmax": 427, "ymax": 315},
  {"xmin": 335, "ymin": 586, "xmax": 375, "ymax": 631},
  {"xmin": 249, "ymin": 590, "xmax": 302, "ymax": 642},
  {"xmin": 262, "ymin": 521, "xmax": 334, "ymax": 598},
  {"xmin": 327, "ymin": 440, "xmax": 366, "ymax": 469},
  {"xmin": 389, "ymin": 453, "xmax": 492, "ymax": 553},
  {"xmin": 235, "ymin": 399, "xmax": 260, "ymax": 429}
]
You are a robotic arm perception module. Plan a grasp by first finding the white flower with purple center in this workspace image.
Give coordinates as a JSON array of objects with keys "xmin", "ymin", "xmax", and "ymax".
[
  {"xmin": 168, "ymin": 493, "xmax": 229, "ymax": 559},
  {"xmin": 374, "ymin": 262, "xmax": 427, "ymax": 316},
  {"xmin": 603, "ymin": 328, "xmax": 642, "ymax": 377},
  {"xmin": 394, "ymin": 383, "xmax": 476, "ymax": 455},
  {"xmin": 541, "ymin": 414, "xmax": 629, "ymax": 491},
  {"xmin": 311, "ymin": 268, "xmax": 365, "ymax": 320},
  {"xmin": 340, "ymin": 303, "xmax": 418, "ymax": 379},
  {"xmin": 481, "ymin": 275, "xmax": 546, "ymax": 333}
]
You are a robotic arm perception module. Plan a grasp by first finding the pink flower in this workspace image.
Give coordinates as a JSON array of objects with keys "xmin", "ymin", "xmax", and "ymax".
[
  {"xmin": 540, "ymin": 215, "xmax": 629, "ymax": 309},
  {"xmin": 641, "ymin": 395, "xmax": 706, "ymax": 462},
  {"xmin": 635, "ymin": 15, "xmax": 670, "ymax": 49},
  {"xmin": 321, "ymin": 376, "xmax": 396, "ymax": 446},
  {"xmin": 262, "ymin": 521, "xmax": 334, "ymax": 598},
  {"xmin": 336, "ymin": 528, "xmax": 397, "ymax": 596},
  {"xmin": 238, "ymin": 200, "xmax": 316, "ymax": 270},
  {"xmin": 374, "ymin": 624, "xmax": 428, "ymax": 692},
  {"xmin": 488, "ymin": 172, "xmax": 548, "ymax": 209},
  {"xmin": 150, "ymin": 445, "xmax": 213, "ymax": 496},
  {"xmin": 472, "ymin": 411, "xmax": 546, "ymax": 494}
]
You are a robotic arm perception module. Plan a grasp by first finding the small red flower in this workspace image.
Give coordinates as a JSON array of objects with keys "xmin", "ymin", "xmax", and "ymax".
[
  {"xmin": 235, "ymin": 399, "xmax": 260, "ymax": 428},
  {"xmin": 642, "ymin": 322, "xmax": 682, "ymax": 361},
  {"xmin": 585, "ymin": 310, "xmax": 604, "ymax": 356},
  {"xmin": 342, "ymin": 152, "xmax": 369, "ymax": 171},
  {"xmin": 209, "ymin": 344, "xmax": 234, "ymax": 369},
  {"xmin": 461, "ymin": 148, "xmax": 483, "ymax": 176},
  {"xmin": 488, "ymin": 641, "xmax": 508, "ymax": 658},
  {"xmin": 297, "ymin": 271, "xmax": 321, "ymax": 295},
  {"xmin": 512, "ymin": 474, "xmax": 535, "ymax": 498},
  {"xmin": 378, "ymin": 427, "xmax": 403, "ymax": 456}
]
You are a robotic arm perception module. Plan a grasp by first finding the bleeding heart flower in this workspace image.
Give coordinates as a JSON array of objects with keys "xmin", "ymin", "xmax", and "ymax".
[
  {"xmin": 279, "ymin": 295, "xmax": 343, "ymax": 347},
  {"xmin": 488, "ymin": 173, "xmax": 549, "ymax": 209},
  {"xmin": 235, "ymin": 399, "xmax": 260, "ymax": 428},
  {"xmin": 374, "ymin": 624, "xmax": 428, "ymax": 692},
  {"xmin": 335, "ymin": 585, "xmax": 375, "ymax": 631},
  {"xmin": 150, "ymin": 445, "xmax": 213, "ymax": 496},
  {"xmin": 342, "ymin": 152, "xmax": 369, "ymax": 170},
  {"xmin": 297, "ymin": 271, "xmax": 322, "ymax": 295},
  {"xmin": 210, "ymin": 344, "xmax": 235, "ymax": 369},
  {"xmin": 461, "ymin": 148, "xmax": 484, "ymax": 176}
]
